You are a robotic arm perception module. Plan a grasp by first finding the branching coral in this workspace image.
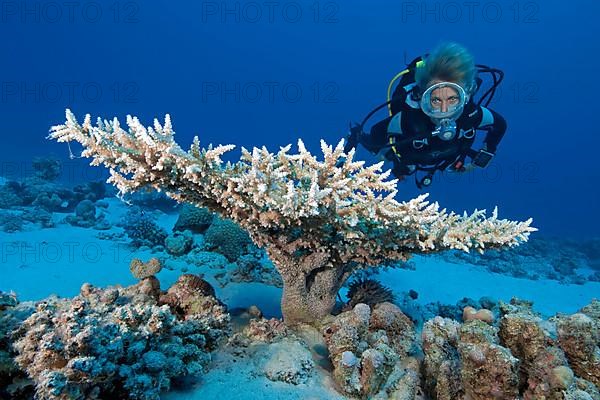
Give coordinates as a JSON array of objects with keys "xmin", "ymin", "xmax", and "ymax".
[
  {"xmin": 49, "ymin": 110, "xmax": 536, "ymax": 326},
  {"xmin": 11, "ymin": 278, "xmax": 230, "ymax": 400}
]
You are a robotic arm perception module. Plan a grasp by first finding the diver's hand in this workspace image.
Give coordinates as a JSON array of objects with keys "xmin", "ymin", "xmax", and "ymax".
[
  {"xmin": 448, "ymin": 160, "xmax": 475, "ymax": 173},
  {"xmin": 343, "ymin": 122, "xmax": 362, "ymax": 153},
  {"xmin": 337, "ymin": 123, "xmax": 364, "ymax": 168}
]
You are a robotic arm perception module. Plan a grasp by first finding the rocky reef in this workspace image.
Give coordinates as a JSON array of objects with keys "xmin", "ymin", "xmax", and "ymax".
[
  {"xmin": 218, "ymin": 297, "xmax": 600, "ymax": 400},
  {"xmin": 3, "ymin": 280, "xmax": 599, "ymax": 399},
  {"xmin": 421, "ymin": 298, "xmax": 600, "ymax": 400}
]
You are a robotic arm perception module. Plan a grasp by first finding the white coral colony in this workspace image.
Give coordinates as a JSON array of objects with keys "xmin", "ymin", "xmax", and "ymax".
[{"xmin": 49, "ymin": 110, "xmax": 537, "ymax": 325}]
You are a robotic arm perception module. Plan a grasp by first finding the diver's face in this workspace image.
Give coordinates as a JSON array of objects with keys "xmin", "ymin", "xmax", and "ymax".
[{"xmin": 429, "ymin": 85, "xmax": 461, "ymax": 113}]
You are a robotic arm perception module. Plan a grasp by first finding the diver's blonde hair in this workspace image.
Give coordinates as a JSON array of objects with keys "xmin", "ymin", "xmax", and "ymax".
[{"xmin": 415, "ymin": 42, "xmax": 476, "ymax": 94}]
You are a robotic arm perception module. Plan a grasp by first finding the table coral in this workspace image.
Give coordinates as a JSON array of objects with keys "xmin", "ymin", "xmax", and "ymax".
[{"xmin": 49, "ymin": 110, "xmax": 536, "ymax": 326}]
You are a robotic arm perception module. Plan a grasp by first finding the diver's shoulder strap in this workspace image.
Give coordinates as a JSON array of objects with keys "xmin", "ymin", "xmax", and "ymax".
[
  {"xmin": 403, "ymin": 83, "xmax": 420, "ymax": 109},
  {"xmin": 386, "ymin": 112, "xmax": 403, "ymax": 135}
]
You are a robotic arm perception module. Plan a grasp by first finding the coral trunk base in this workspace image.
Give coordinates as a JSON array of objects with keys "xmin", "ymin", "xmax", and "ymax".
[{"xmin": 280, "ymin": 281, "xmax": 338, "ymax": 326}]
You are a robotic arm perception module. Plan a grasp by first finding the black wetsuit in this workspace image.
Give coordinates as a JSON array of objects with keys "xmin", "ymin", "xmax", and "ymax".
[{"xmin": 357, "ymin": 88, "xmax": 507, "ymax": 177}]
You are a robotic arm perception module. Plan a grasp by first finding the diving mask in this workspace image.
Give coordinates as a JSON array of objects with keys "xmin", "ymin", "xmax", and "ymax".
[{"xmin": 420, "ymin": 82, "xmax": 468, "ymax": 141}]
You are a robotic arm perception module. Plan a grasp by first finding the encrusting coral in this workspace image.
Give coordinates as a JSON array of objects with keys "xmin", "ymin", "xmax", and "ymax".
[
  {"xmin": 421, "ymin": 299, "xmax": 600, "ymax": 400},
  {"xmin": 421, "ymin": 316, "xmax": 463, "ymax": 399},
  {"xmin": 556, "ymin": 300, "xmax": 600, "ymax": 387},
  {"xmin": 457, "ymin": 320, "xmax": 520, "ymax": 399},
  {"xmin": 129, "ymin": 257, "xmax": 163, "ymax": 280},
  {"xmin": 499, "ymin": 299, "xmax": 582, "ymax": 399},
  {"xmin": 0, "ymin": 292, "xmax": 35, "ymax": 399},
  {"xmin": 49, "ymin": 110, "xmax": 536, "ymax": 326},
  {"xmin": 322, "ymin": 302, "xmax": 421, "ymax": 398}
]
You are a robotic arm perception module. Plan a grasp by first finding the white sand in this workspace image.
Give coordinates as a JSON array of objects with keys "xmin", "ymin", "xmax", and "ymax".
[
  {"xmin": 377, "ymin": 254, "xmax": 600, "ymax": 318},
  {"xmin": 163, "ymin": 348, "xmax": 346, "ymax": 400}
]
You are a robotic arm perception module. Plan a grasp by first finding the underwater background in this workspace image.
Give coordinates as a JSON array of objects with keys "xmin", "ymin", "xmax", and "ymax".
[
  {"xmin": 1, "ymin": 1, "xmax": 600, "ymax": 399},
  {"xmin": 3, "ymin": 0, "xmax": 600, "ymax": 236}
]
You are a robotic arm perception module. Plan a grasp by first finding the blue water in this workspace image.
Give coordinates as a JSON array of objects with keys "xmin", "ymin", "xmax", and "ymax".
[
  {"xmin": 1, "ymin": 0, "xmax": 599, "ymax": 236},
  {"xmin": 2, "ymin": 2, "xmax": 600, "ymax": 399}
]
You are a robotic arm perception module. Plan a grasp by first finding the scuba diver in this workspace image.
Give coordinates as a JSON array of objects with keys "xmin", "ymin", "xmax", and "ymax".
[{"xmin": 343, "ymin": 42, "xmax": 506, "ymax": 188}]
